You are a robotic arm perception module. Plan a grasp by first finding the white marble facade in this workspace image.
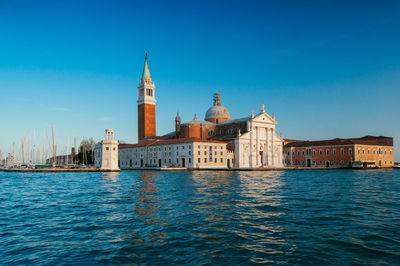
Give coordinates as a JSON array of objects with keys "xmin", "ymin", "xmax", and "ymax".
[{"xmin": 234, "ymin": 107, "xmax": 284, "ymax": 168}]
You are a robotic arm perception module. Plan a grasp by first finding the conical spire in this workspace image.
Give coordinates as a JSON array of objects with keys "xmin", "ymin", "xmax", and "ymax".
[
  {"xmin": 141, "ymin": 53, "xmax": 151, "ymax": 81},
  {"xmin": 175, "ymin": 112, "xmax": 181, "ymax": 122}
]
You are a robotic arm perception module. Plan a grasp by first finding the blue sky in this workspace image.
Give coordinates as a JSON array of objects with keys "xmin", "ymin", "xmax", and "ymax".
[{"xmin": 0, "ymin": 0, "xmax": 399, "ymax": 161}]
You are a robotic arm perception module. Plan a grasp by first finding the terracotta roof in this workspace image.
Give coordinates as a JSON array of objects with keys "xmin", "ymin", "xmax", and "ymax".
[
  {"xmin": 119, "ymin": 137, "xmax": 226, "ymax": 149},
  {"xmin": 284, "ymin": 136, "xmax": 393, "ymax": 148}
]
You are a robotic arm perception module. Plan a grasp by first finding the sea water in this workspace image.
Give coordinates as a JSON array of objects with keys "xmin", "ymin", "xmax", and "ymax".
[{"xmin": 0, "ymin": 170, "xmax": 399, "ymax": 265}]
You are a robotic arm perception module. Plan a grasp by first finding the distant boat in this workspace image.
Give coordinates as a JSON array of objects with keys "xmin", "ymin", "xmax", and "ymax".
[
  {"xmin": 350, "ymin": 161, "xmax": 364, "ymax": 169},
  {"xmin": 394, "ymin": 163, "xmax": 400, "ymax": 169}
]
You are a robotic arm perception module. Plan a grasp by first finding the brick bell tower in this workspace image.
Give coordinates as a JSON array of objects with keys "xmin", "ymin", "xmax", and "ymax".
[{"xmin": 137, "ymin": 53, "xmax": 156, "ymax": 142}]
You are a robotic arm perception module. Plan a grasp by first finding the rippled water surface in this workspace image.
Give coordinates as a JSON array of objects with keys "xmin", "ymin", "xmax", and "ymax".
[{"xmin": 1, "ymin": 170, "xmax": 400, "ymax": 265}]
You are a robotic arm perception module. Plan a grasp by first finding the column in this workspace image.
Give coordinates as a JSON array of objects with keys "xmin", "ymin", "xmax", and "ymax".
[
  {"xmin": 249, "ymin": 124, "xmax": 253, "ymax": 168},
  {"xmin": 271, "ymin": 128, "xmax": 274, "ymax": 166},
  {"xmin": 256, "ymin": 126, "xmax": 259, "ymax": 167},
  {"xmin": 266, "ymin": 128, "xmax": 270, "ymax": 166}
]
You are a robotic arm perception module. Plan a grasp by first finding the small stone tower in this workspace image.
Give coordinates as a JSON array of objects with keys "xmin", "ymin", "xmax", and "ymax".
[
  {"xmin": 175, "ymin": 112, "xmax": 181, "ymax": 132},
  {"xmin": 99, "ymin": 129, "xmax": 119, "ymax": 171},
  {"xmin": 137, "ymin": 53, "xmax": 156, "ymax": 142}
]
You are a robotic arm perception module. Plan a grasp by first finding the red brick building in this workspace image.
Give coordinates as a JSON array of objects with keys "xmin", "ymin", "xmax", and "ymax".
[{"xmin": 284, "ymin": 136, "xmax": 394, "ymax": 168}]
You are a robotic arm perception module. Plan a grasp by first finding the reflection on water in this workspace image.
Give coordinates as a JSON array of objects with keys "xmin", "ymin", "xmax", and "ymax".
[
  {"xmin": 1, "ymin": 170, "xmax": 399, "ymax": 265},
  {"xmin": 125, "ymin": 171, "xmax": 165, "ymax": 246}
]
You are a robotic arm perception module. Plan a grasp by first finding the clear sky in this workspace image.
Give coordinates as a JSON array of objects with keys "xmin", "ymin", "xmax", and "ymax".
[{"xmin": 0, "ymin": 0, "xmax": 399, "ymax": 161}]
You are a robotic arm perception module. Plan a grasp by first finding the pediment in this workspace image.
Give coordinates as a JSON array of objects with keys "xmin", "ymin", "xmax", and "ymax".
[{"xmin": 252, "ymin": 112, "xmax": 277, "ymax": 124}]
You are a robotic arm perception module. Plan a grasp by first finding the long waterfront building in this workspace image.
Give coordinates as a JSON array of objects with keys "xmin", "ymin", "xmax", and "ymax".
[{"xmin": 283, "ymin": 136, "xmax": 394, "ymax": 168}]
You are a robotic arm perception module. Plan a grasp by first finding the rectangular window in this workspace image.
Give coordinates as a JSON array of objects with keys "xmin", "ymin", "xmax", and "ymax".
[
  {"xmin": 198, "ymin": 158, "xmax": 201, "ymax": 163},
  {"xmin": 313, "ymin": 150, "xmax": 316, "ymax": 155},
  {"xmin": 189, "ymin": 158, "xmax": 191, "ymax": 163},
  {"xmin": 341, "ymin": 148, "xmax": 344, "ymax": 155},
  {"xmin": 204, "ymin": 158, "xmax": 207, "ymax": 163},
  {"xmin": 220, "ymin": 158, "xmax": 223, "ymax": 163}
]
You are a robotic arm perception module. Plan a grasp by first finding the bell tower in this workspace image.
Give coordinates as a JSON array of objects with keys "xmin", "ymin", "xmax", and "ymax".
[{"xmin": 137, "ymin": 53, "xmax": 156, "ymax": 142}]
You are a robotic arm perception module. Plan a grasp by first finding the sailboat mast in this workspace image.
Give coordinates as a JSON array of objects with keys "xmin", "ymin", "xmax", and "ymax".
[
  {"xmin": 74, "ymin": 136, "xmax": 76, "ymax": 166},
  {"xmin": 21, "ymin": 139, "xmax": 25, "ymax": 164},
  {"xmin": 52, "ymin": 125, "xmax": 55, "ymax": 168},
  {"xmin": 42, "ymin": 128, "xmax": 45, "ymax": 164}
]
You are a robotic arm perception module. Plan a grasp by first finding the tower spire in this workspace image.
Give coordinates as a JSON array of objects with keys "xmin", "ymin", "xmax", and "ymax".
[
  {"xmin": 137, "ymin": 53, "xmax": 156, "ymax": 142},
  {"xmin": 141, "ymin": 52, "xmax": 151, "ymax": 81}
]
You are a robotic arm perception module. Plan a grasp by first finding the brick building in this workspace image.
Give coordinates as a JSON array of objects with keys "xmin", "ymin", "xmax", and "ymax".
[{"xmin": 283, "ymin": 136, "xmax": 394, "ymax": 168}]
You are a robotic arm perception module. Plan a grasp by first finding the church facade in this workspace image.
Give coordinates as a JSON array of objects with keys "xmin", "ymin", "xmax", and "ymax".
[{"xmin": 118, "ymin": 54, "xmax": 284, "ymax": 169}]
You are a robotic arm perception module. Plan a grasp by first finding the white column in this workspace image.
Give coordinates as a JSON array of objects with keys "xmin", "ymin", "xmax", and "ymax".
[
  {"xmin": 270, "ymin": 128, "xmax": 274, "ymax": 166},
  {"xmin": 265, "ymin": 128, "xmax": 269, "ymax": 166},
  {"xmin": 249, "ymin": 124, "xmax": 253, "ymax": 168},
  {"xmin": 256, "ymin": 126, "xmax": 259, "ymax": 167}
]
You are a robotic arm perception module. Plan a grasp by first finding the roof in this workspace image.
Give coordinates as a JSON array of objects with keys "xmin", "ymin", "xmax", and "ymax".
[
  {"xmin": 216, "ymin": 116, "xmax": 250, "ymax": 126},
  {"xmin": 119, "ymin": 137, "xmax": 226, "ymax": 149},
  {"xmin": 182, "ymin": 119, "xmax": 215, "ymax": 126},
  {"xmin": 284, "ymin": 136, "xmax": 393, "ymax": 148},
  {"xmin": 205, "ymin": 105, "xmax": 230, "ymax": 120},
  {"xmin": 142, "ymin": 53, "xmax": 151, "ymax": 80}
]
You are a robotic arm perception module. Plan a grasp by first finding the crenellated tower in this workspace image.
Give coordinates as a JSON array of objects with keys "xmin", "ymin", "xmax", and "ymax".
[{"xmin": 137, "ymin": 53, "xmax": 156, "ymax": 142}]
